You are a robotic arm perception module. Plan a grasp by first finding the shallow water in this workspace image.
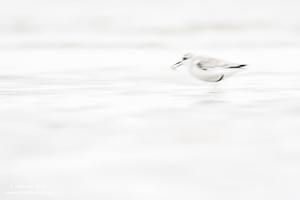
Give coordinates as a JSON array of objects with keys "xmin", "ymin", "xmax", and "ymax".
[
  {"xmin": 1, "ymin": 47, "xmax": 300, "ymax": 200},
  {"xmin": 1, "ymin": 0, "xmax": 300, "ymax": 199}
]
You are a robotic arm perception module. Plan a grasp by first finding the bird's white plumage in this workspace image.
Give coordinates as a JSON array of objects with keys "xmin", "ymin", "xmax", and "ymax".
[{"xmin": 172, "ymin": 54, "xmax": 247, "ymax": 82}]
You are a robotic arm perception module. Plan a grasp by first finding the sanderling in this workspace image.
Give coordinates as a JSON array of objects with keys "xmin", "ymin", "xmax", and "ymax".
[{"xmin": 171, "ymin": 53, "xmax": 247, "ymax": 82}]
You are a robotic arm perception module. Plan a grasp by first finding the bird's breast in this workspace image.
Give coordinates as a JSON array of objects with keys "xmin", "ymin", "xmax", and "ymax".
[{"xmin": 189, "ymin": 66, "xmax": 225, "ymax": 82}]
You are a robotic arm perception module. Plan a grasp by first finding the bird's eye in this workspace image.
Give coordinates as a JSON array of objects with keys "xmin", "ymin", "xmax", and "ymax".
[{"xmin": 183, "ymin": 57, "xmax": 188, "ymax": 60}]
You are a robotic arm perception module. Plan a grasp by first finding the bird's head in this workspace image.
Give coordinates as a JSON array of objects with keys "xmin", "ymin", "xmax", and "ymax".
[{"xmin": 171, "ymin": 53, "xmax": 194, "ymax": 70}]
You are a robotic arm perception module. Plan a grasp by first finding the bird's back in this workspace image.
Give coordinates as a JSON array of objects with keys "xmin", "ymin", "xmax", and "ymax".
[{"xmin": 194, "ymin": 56, "xmax": 236, "ymax": 69}]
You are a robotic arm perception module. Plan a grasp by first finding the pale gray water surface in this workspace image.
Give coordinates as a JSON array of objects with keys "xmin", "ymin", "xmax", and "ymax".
[{"xmin": 0, "ymin": 47, "xmax": 300, "ymax": 200}]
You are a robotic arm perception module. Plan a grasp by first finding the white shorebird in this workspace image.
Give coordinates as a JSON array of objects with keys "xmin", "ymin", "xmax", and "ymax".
[{"xmin": 172, "ymin": 53, "xmax": 247, "ymax": 82}]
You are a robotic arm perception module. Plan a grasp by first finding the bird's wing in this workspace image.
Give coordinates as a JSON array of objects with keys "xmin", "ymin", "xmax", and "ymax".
[
  {"xmin": 196, "ymin": 58, "xmax": 227, "ymax": 70},
  {"xmin": 198, "ymin": 58, "xmax": 247, "ymax": 70}
]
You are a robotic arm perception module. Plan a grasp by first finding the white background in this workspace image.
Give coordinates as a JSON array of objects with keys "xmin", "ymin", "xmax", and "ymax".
[{"xmin": 1, "ymin": 0, "xmax": 300, "ymax": 199}]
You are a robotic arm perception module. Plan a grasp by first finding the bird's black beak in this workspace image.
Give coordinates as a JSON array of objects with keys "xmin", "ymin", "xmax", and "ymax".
[{"xmin": 171, "ymin": 61, "xmax": 182, "ymax": 70}]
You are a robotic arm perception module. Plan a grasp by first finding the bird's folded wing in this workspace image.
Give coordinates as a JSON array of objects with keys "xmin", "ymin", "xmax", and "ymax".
[
  {"xmin": 200, "ymin": 59, "xmax": 229, "ymax": 69},
  {"xmin": 196, "ymin": 57, "xmax": 247, "ymax": 70}
]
